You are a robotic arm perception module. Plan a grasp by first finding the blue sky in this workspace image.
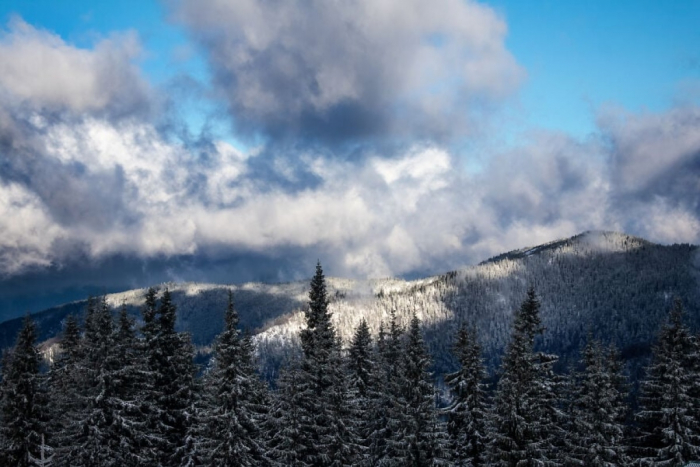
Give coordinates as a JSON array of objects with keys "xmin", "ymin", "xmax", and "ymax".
[
  {"xmin": 0, "ymin": 0, "xmax": 698, "ymax": 317},
  {"xmin": 491, "ymin": 0, "xmax": 700, "ymax": 137}
]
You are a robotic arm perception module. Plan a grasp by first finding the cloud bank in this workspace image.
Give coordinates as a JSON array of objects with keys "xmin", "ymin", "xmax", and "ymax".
[
  {"xmin": 173, "ymin": 0, "xmax": 524, "ymax": 143},
  {"xmin": 0, "ymin": 4, "xmax": 698, "ymax": 302}
]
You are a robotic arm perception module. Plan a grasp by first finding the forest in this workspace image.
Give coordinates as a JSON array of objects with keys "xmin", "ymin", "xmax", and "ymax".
[{"xmin": 1, "ymin": 261, "xmax": 699, "ymax": 466}]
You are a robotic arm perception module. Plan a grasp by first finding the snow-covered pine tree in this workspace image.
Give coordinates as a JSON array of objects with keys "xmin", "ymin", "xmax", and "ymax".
[
  {"xmin": 347, "ymin": 318, "xmax": 376, "ymax": 462},
  {"xmin": 179, "ymin": 373, "xmax": 207, "ymax": 467},
  {"xmin": 490, "ymin": 287, "xmax": 562, "ymax": 467},
  {"xmin": 148, "ymin": 288, "xmax": 197, "ymax": 466},
  {"xmin": 297, "ymin": 261, "xmax": 358, "ymax": 466},
  {"xmin": 197, "ymin": 290, "xmax": 270, "ymax": 466},
  {"xmin": 61, "ymin": 297, "xmax": 148, "ymax": 466},
  {"xmin": 366, "ymin": 311, "xmax": 407, "ymax": 465},
  {"xmin": 564, "ymin": 337, "xmax": 629, "ymax": 466},
  {"xmin": 46, "ymin": 314, "xmax": 82, "ymax": 460},
  {"xmin": 111, "ymin": 304, "xmax": 155, "ymax": 465},
  {"xmin": 401, "ymin": 313, "xmax": 447, "ymax": 466},
  {"xmin": 0, "ymin": 315, "xmax": 49, "ymax": 467},
  {"xmin": 59, "ymin": 297, "xmax": 113, "ymax": 465},
  {"xmin": 634, "ymin": 299, "xmax": 700, "ymax": 466},
  {"xmin": 348, "ymin": 319, "xmax": 374, "ymax": 400},
  {"xmin": 267, "ymin": 360, "xmax": 318, "ymax": 465},
  {"xmin": 443, "ymin": 324, "xmax": 489, "ymax": 467}
]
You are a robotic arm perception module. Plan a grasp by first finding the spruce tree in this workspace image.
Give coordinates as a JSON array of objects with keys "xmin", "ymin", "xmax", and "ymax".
[
  {"xmin": 47, "ymin": 314, "xmax": 82, "ymax": 458},
  {"xmin": 565, "ymin": 337, "xmax": 629, "ymax": 467},
  {"xmin": 111, "ymin": 305, "xmax": 153, "ymax": 465},
  {"xmin": 401, "ymin": 313, "xmax": 446, "ymax": 466},
  {"xmin": 148, "ymin": 288, "xmax": 197, "ymax": 466},
  {"xmin": 490, "ymin": 287, "xmax": 562, "ymax": 467},
  {"xmin": 366, "ymin": 311, "xmax": 407, "ymax": 465},
  {"xmin": 297, "ymin": 261, "xmax": 358, "ymax": 466},
  {"xmin": 444, "ymin": 324, "xmax": 489, "ymax": 467},
  {"xmin": 347, "ymin": 318, "xmax": 377, "ymax": 463},
  {"xmin": 198, "ymin": 290, "xmax": 269, "ymax": 466},
  {"xmin": 61, "ymin": 298, "xmax": 149, "ymax": 466},
  {"xmin": 0, "ymin": 315, "xmax": 49, "ymax": 467},
  {"xmin": 635, "ymin": 299, "xmax": 699, "ymax": 466},
  {"xmin": 348, "ymin": 319, "xmax": 374, "ymax": 400},
  {"xmin": 267, "ymin": 361, "xmax": 317, "ymax": 466}
]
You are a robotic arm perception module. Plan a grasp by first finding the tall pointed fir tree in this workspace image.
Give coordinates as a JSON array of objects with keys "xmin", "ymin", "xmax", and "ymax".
[
  {"xmin": 367, "ymin": 310, "xmax": 408, "ymax": 466},
  {"xmin": 634, "ymin": 299, "xmax": 699, "ymax": 466},
  {"xmin": 47, "ymin": 314, "xmax": 82, "ymax": 459},
  {"xmin": 443, "ymin": 324, "xmax": 489, "ymax": 467},
  {"xmin": 347, "ymin": 318, "xmax": 377, "ymax": 461},
  {"xmin": 194, "ymin": 290, "xmax": 269, "ymax": 466},
  {"xmin": 490, "ymin": 287, "xmax": 563, "ymax": 467},
  {"xmin": 111, "ymin": 304, "xmax": 154, "ymax": 464},
  {"xmin": 564, "ymin": 337, "xmax": 629, "ymax": 467},
  {"xmin": 0, "ymin": 315, "xmax": 49, "ymax": 467},
  {"xmin": 61, "ymin": 297, "xmax": 149, "ymax": 466},
  {"xmin": 400, "ymin": 313, "xmax": 447, "ymax": 466},
  {"xmin": 144, "ymin": 288, "xmax": 197, "ymax": 466},
  {"xmin": 297, "ymin": 261, "xmax": 358, "ymax": 466}
]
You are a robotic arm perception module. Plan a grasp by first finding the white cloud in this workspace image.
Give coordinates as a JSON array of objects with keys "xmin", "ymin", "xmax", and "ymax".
[
  {"xmin": 0, "ymin": 18, "xmax": 149, "ymax": 115},
  {"xmin": 0, "ymin": 182, "xmax": 65, "ymax": 275}
]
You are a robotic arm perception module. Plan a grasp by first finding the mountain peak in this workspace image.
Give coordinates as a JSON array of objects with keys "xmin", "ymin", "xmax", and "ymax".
[{"xmin": 480, "ymin": 230, "xmax": 650, "ymax": 265}]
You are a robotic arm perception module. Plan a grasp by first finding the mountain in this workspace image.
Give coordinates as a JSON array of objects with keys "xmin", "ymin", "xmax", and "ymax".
[{"xmin": 1, "ymin": 231, "xmax": 698, "ymax": 381}]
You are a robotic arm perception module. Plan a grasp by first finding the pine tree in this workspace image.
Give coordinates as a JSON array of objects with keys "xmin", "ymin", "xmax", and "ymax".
[
  {"xmin": 401, "ymin": 313, "xmax": 446, "ymax": 466},
  {"xmin": 47, "ymin": 314, "xmax": 82, "ymax": 459},
  {"xmin": 267, "ymin": 361, "xmax": 317, "ymax": 466},
  {"xmin": 490, "ymin": 287, "xmax": 562, "ymax": 467},
  {"xmin": 565, "ymin": 337, "xmax": 629, "ymax": 466},
  {"xmin": 348, "ymin": 319, "xmax": 374, "ymax": 400},
  {"xmin": 635, "ymin": 299, "xmax": 699, "ymax": 466},
  {"xmin": 197, "ymin": 290, "xmax": 269, "ymax": 466},
  {"xmin": 110, "ymin": 304, "xmax": 154, "ymax": 465},
  {"xmin": 297, "ymin": 261, "xmax": 358, "ymax": 466},
  {"xmin": 60, "ymin": 297, "xmax": 150, "ymax": 466},
  {"xmin": 367, "ymin": 310, "xmax": 408, "ymax": 466},
  {"xmin": 147, "ymin": 288, "xmax": 197, "ymax": 466},
  {"xmin": 443, "ymin": 324, "xmax": 489, "ymax": 467},
  {"xmin": 0, "ymin": 315, "xmax": 49, "ymax": 467},
  {"xmin": 347, "ymin": 318, "xmax": 377, "ymax": 463}
]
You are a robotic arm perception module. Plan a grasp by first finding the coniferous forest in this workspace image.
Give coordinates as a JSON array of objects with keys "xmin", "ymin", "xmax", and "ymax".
[{"xmin": 2, "ymin": 262, "xmax": 700, "ymax": 466}]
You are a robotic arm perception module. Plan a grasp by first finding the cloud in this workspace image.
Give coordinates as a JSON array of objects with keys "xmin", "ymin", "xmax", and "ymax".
[
  {"xmin": 172, "ymin": 0, "xmax": 524, "ymax": 143},
  {"xmin": 600, "ymin": 105, "xmax": 700, "ymax": 198},
  {"xmin": 0, "ymin": 18, "xmax": 150, "ymax": 117},
  {"xmin": 2, "ymin": 99, "xmax": 700, "ymax": 281},
  {"xmin": 0, "ymin": 12, "xmax": 699, "ymax": 323},
  {"xmin": 0, "ymin": 181, "xmax": 65, "ymax": 274},
  {"xmin": 597, "ymin": 106, "xmax": 700, "ymax": 242}
]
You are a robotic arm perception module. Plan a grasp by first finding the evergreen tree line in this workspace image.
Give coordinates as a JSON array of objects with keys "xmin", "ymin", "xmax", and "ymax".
[{"xmin": 1, "ymin": 262, "xmax": 699, "ymax": 466}]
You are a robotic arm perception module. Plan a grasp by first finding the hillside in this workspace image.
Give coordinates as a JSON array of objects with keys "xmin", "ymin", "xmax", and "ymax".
[
  {"xmin": 1, "ymin": 231, "xmax": 698, "ymax": 380},
  {"xmin": 256, "ymin": 231, "xmax": 700, "ymax": 378}
]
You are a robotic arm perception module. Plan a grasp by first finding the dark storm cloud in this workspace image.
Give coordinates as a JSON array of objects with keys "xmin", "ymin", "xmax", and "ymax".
[{"xmin": 172, "ymin": 0, "xmax": 524, "ymax": 145}]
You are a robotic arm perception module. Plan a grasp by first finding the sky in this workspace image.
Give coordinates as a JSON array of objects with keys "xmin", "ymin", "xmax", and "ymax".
[{"xmin": 0, "ymin": 0, "xmax": 699, "ymax": 318}]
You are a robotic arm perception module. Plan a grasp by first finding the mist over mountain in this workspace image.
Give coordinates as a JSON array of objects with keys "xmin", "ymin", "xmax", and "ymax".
[{"xmin": 1, "ymin": 230, "xmax": 697, "ymax": 383}]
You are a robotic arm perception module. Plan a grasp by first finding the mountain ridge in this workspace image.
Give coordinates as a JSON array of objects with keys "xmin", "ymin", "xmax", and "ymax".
[{"xmin": 1, "ymin": 231, "xmax": 698, "ymax": 381}]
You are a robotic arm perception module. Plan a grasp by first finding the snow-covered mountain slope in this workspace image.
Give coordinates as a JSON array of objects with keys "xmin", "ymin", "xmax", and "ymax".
[
  {"xmin": 253, "ymin": 230, "xmax": 699, "ymax": 378},
  {"xmin": 1, "ymin": 231, "xmax": 698, "ymax": 379}
]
